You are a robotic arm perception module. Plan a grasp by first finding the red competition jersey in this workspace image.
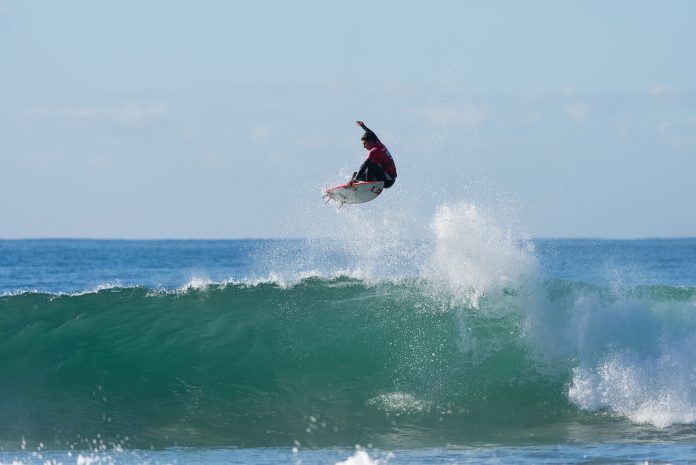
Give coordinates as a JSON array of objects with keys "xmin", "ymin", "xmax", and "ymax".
[{"xmin": 367, "ymin": 142, "xmax": 397, "ymax": 178}]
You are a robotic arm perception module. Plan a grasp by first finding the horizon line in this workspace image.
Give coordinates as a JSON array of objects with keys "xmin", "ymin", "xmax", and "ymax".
[{"xmin": 2, "ymin": 236, "xmax": 696, "ymax": 242}]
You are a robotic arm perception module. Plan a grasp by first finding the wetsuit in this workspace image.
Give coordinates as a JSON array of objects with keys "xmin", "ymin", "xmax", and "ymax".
[{"xmin": 354, "ymin": 129, "xmax": 397, "ymax": 188}]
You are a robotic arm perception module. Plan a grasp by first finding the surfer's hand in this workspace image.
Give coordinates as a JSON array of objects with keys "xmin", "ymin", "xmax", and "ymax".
[{"xmin": 356, "ymin": 121, "xmax": 365, "ymax": 129}]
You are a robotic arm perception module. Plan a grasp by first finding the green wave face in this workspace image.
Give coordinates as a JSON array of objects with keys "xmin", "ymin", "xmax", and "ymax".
[{"xmin": 1, "ymin": 279, "xmax": 695, "ymax": 448}]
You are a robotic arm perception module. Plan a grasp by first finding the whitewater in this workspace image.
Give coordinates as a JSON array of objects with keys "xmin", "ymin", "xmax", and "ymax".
[{"xmin": 2, "ymin": 202, "xmax": 696, "ymax": 464}]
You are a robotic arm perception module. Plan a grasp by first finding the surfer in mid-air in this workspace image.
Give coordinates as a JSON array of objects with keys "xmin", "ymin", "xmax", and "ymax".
[
  {"xmin": 350, "ymin": 121, "xmax": 397, "ymax": 188},
  {"xmin": 322, "ymin": 121, "xmax": 397, "ymax": 205}
]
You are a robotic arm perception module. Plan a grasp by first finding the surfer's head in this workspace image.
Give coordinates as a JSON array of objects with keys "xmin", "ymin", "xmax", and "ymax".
[{"xmin": 361, "ymin": 131, "xmax": 378, "ymax": 149}]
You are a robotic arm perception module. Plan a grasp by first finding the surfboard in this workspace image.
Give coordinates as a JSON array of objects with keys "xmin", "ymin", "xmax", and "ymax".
[{"xmin": 323, "ymin": 180, "xmax": 384, "ymax": 206}]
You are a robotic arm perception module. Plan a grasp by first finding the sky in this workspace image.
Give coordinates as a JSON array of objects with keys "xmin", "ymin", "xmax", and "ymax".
[{"xmin": 1, "ymin": 0, "xmax": 695, "ymax": 239}]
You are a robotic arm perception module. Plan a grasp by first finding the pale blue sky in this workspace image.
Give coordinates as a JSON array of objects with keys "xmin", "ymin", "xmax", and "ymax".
[{"xmin": 2, "ymin": 1, "xmax": 695, "ymax": 238}]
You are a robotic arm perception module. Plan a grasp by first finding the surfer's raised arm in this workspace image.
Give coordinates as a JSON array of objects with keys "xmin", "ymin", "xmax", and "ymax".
[{"xmin": 356, "ymin": 121, "xmax": 378, "ymax": 141}]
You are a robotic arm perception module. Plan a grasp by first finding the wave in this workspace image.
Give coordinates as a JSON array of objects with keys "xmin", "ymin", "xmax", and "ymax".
[
  {"xmin": 1, "ymin": 275, "xmax": 696, "ymax": 448},
  {"xmin": 3, "ymin": 202, "xmax": 696, "ymax": 448}
]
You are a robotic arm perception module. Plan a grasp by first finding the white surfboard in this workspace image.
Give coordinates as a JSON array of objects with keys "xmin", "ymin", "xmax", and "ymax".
[{"xmin": 323, "ymin": 180, "xmax": 384, "ymax": 205}]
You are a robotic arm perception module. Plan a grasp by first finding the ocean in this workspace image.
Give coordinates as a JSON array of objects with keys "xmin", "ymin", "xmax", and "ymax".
[{"xmin": 2, "ymin": 204, "xmax": 696, "ymax": 464}]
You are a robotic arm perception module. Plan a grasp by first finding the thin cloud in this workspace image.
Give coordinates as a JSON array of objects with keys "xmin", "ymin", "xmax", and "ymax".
[
  {"xmin": 649, "ymin": 85, "xmax": 672, "ymax": 97},
  {"xmin": 421, "ymin": 103, "xmax": 486, "ymax": 129},
  {"xmin": 0, "ymin": 2, "xmax": 10, "ymax": 21},
  {"xmin": 659, "ymin": 117, "xmax": 696, "ymax": 147},
  {"xmin": 25, "ymin": 103, "xmax": 168, "ymax": 127},
  {"xmin": 249, "ymin": 125, "xmax": 272, "ymax": 145},
  {"xmin": 293, "ymin": 135, "xmax": 329, "ymax": 149},
  {"xmin": 368, "ymin": 80, "xmax": 417, "ymax": 98},
  {"xmin": 565, "ymin": 102, "xmax": 590, "ymax": 124}
]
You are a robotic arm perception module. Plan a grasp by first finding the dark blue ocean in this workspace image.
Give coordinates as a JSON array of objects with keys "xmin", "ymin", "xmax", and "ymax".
[{"xmin": 2, "ymin": 210, "xmax": 696, "ymax": 464}]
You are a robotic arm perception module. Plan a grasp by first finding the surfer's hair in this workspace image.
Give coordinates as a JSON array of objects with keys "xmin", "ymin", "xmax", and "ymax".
[{"xmin": 361, "ymin": 131, "xmax": 378, "ymax": 143}]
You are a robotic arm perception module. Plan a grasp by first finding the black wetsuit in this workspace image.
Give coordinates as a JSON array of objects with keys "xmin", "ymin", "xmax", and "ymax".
[{"xmin": 355, "ymin": 159, "xmax": 395, "ymax": 188}]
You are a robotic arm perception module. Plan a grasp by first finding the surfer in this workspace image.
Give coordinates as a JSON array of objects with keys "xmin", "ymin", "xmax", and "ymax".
[{"xmin": 351, "ymin": 121, "xmax": 397, "ymax": 188}]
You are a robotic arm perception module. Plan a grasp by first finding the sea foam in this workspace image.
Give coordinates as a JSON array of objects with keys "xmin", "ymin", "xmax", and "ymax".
[
  {"xmin": 524, "ymin": 278, "xmax": 696, "ymax": 428},
  {"xmin": 427, "ymin": 201, "xmax": 537, "ymax": 307}
]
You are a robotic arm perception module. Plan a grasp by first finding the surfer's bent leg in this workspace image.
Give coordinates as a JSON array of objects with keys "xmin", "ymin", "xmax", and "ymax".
[
  {"xmin": 354, "ymin": 160, "xmax": 369, "ymax": 181},
  {"xmin": 364, "ymin": 161, "xmax": 386, "ymax": 182}
]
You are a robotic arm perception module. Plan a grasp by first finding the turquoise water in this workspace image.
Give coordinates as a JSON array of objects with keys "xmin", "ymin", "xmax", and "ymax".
[
  {"xmin": 2, "ymin": 221, "xmax": 696, "ymax": 462},
  {"xmin": 4, "ymin": 279, "xmax": 696, "ymax": 449}
]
